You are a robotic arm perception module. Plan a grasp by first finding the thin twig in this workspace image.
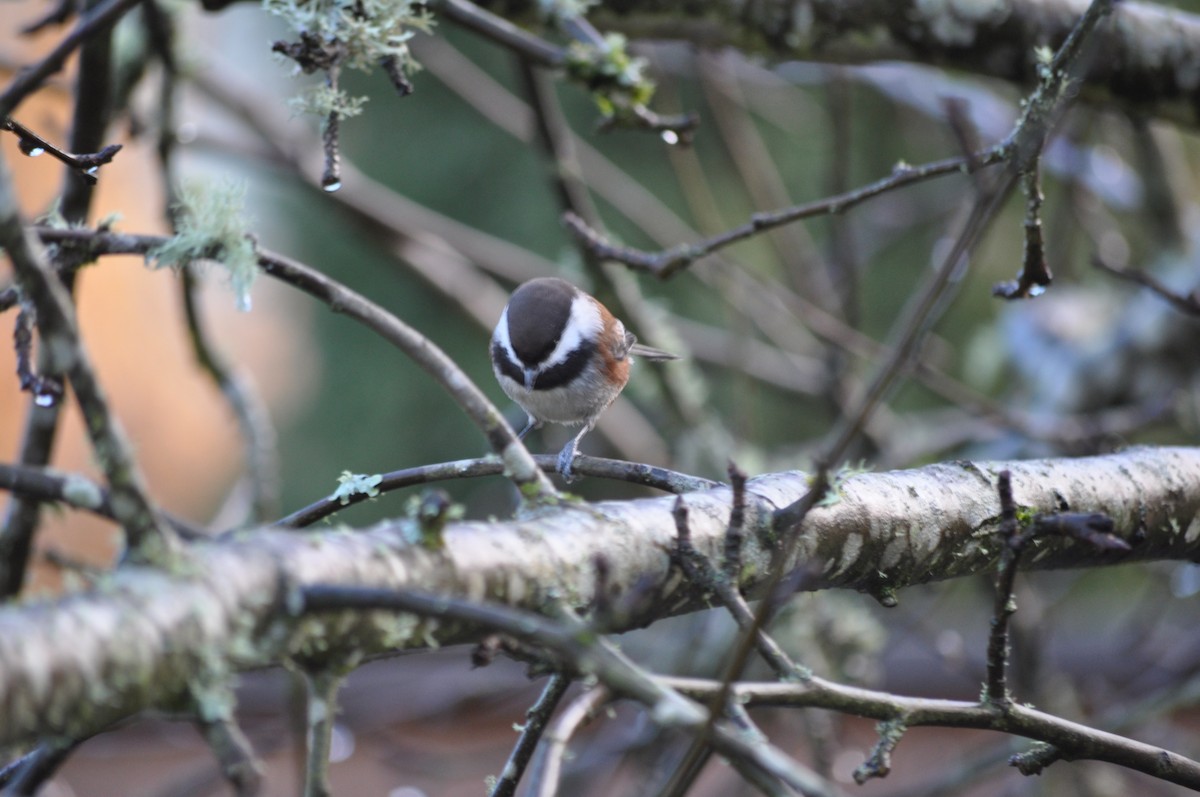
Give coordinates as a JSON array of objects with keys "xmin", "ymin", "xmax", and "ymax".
[
  {"xmin": 1, "ymin": 0, "xmax": 125, "ymax": 594},
  {"xmin": 806, "ymin": 173, "xmax": 1015, "ymax": 486},
  {"xmin": 274, "ymin": 454, "xmax": 719, "ymax": 529},
  {"xmin": 1001, "ymin": 0, "xmax": 1116, "ymax": 170},
  {"xmin": 664, "ymin": 472, "xmax": 829, "ymax": 797},
  {"xmin": 696, "ymin": 50, "xmax": 833, "ymax": 303},
  {"xmin": 0, "ymin": 740, "xmax": 78, "ymax": 796},
  {"xmin": 986, "ymin": 471, "xmax": 1128, "ymax": 710},
  {"xmin": 672, "ymin": 496, "xmax": 804, "ymax": 680},
  {"xmin": 2, "ymin": 0, "xmax": 126, "ymax": 585},
  {"xmin": 563, "ymin": 149, "xmax": 1004, "ymax": 278},
  {"xmin": 195, "ymin": 713, "xmax": 264, "ymax": 797},
  {"xmin": 993, "ymin": 161, "xmax": 1052, "ymax": 299},
  {"xmin": 299, "ymin": 585, "xmax": 836, "ymax": 796},
  {"xmin": 1032, "ymin": 511, "xmax": 1129, "ymax": 551},
  {"xmin": 566, "ymin": 0, "xmax": 1115, "ymax": 284},
  {"xmin": 181, "ymin": 267, "xmax": 281, "ymax": 524},
  {"xmin": 13, "ymin": 306, "xmax": 64, "ymax": 406},
  {"xmin": 663, "ymin": 495, "xmax": 812, "ymax": 797},
  {"xmin": 301, "ymin": 669, "xmax": 344, "ymax": 797},
  {"xmin": 19, "ymin": 0, "xmax": 79, "ymax": 35},
  {"xmin": 488, "ymin": 673, "xmax": 572, "ymax": 797},
  {"xmin": 687, "ymin": 154, "xmax": 1012, "ymax": 791},
  {"xmin": 0, "ymin": 151, "xmax": 176, "ymax": 562},
  {"xmin": 1094, "ymin": 257, "xmax": 1200, "ymax": 316},
  {"xmin": 378, "ymin": 54, "xmax": 414, "ymax": 97},
  {"xmin": 147, "ymin": 7, "xmax": 280, "ymax": 527},
  {"xmin": 986, "ymin": 470, "xmax": 1024, "ymax": 708},
  {"xmin": 31, "ymin": 225, "xmax": 558, "ymax": 501},
  {"xmin": 853, "ymin": 719, "xmax": 906, "ymax": 784},
  {"xmin": 1, "ymin": 118, "xmax": 122, "ymax": 184},
  {"xmin": 518, "ymin": 59, "xmax": 599, "ymax": 227},
  {"xmin": 723, "ymin": 461, "xmax": 747, "ymax": 583},
  {"xmin": 0, "ymin": 462, "xmax": 205, "ymax": 539},
  {"xmin": 58, "ymin": 0, "xmax": 116, "ymax": 222},
  {"xmin": 320, "ymin": 67, "xmax": 342, "ymax": 192},
  {"xmin": 437, "ymin": 0, "xmax": 563, "ymax": 68},
  {"xmin": 409, "ymin": 34, "xmax": 1145, "ymax": 456},
  {"xmin": 0, "ymin": 0, "xmax": 143, "ymax": 117},
  {"xmin": 663, "ymin": 673, "xmax": 1200, "ymax": 789},
  {"xmin": 525, "ymin": 685, "xmax": 609, "ymax": 797}
]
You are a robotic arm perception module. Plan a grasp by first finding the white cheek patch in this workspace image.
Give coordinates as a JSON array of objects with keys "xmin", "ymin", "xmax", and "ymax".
[
  {"xmin": 492, "ymin": 306, "xmax": 518, "ymax": 364},
  {"xmin": 541, "ymin": 295, "xmax": 602, "ymax": 369}
]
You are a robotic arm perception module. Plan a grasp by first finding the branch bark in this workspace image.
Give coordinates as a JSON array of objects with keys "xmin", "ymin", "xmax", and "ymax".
[
  {"xmin": 563, "ymin": 0, "xmax": 1200, "ymax": 129},
  {"xmin": 0, "ymin": 447, "xmax": 1197, "ymax": 748}
]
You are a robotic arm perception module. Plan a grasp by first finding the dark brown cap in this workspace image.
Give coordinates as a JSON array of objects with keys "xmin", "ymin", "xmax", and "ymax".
[{"xmin": 505, "ymin": 278, "xmax": 577, "ymax": 366}]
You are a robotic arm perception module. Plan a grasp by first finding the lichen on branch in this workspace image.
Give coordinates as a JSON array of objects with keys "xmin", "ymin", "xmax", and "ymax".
[
  {"xmin": 266, "ymin": 0, "xmax": 431, "ymax": 116},
  {"xmin": 147, "ymin": 180, "xmax": 258, "ymax": 311}
]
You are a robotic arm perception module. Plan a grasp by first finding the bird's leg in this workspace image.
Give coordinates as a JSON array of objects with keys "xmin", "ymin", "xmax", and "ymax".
[
  {"xmin": 557, "ymin": 423, "xmax": 594, "ymax": 483},
  {"xmin": 517, "ymin": 415, "xmax": 541, "ymax": 440}
]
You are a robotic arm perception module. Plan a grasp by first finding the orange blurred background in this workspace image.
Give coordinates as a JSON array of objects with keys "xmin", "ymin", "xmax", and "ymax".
[{"xmin": 0, "ymin": 8, "xmax": 312, "ymax": 590}]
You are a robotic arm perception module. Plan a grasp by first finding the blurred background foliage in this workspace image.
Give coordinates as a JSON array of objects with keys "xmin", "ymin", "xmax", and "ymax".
[
  {"xmin": 5, "ymin": 0, "xmax": 1200, "ymax": 794},
  {"xmin": 225, "ymin": 16, "xmax": 1200, "ymax": 526}
]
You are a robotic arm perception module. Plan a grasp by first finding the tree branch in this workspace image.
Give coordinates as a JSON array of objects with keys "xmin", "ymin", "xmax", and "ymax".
[
  {"xmin": 0, "ymin": 448, "xmax": 1195, "ymax": 749},
  {"xmin": 0, "ymin": 147, "xmax": 176, "ymax": 563},
  {"xmin": 30, "ymin": 225, "xmax": 557, "ymax": 501},
  {"xmin": 548, "ymin": 0, "xmax": 1200, "ymax": 129},
  {"xmin": 0, "ymin": 462, "xmax": 206, "ymax": 539},
  {"xmin": 0, "ymin": 0, "xmax": 143, "ymax": 117},
  {"xmin": 273, "ymin": 454, "xmax": 719, "ymax": 529},
  {"xmin": 663, "ymin": 674, "xmax": 1200, "ymax": 790},
  {"xmin": 488, "ymin": 673, "xmax": 572, "ymax": 797}
]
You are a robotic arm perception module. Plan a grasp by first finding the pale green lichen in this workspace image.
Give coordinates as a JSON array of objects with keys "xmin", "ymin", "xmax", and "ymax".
[
  {"xmin": 61, "ymin": 475, "xmax": 104, "ymax": 510},
  {"xmin": 36, "ymin": 198, "xmax": 67, "ymax": 229},
  {"xmin": 331, "ymin": 471, "xmax": 383, "ymax": 505},
  {"xmin": 266, "ymin": 0, "xmax": 431, "ymax": 116},
  {"xmin": 564, "ymin": 33, "xmax": 655, "ymax": 122},
  {"xmin": 266, "ymin": 0, "xmax": 430, "ymax": 73},
  {"xmin": 404, "ymin": 490, "xmax": 463, "ymax": 549},
  {"xmin": 288, "ymin": 84, "xmax": 368, "ymax": 120},
  {"xmin": 148, "ymin": 180, "xmax": 258, "ymax": 312},
  {"xmin": 366, "ymin": 610, "xmax": 419, "ymax": 649},
  {"xmin": 816, "ymin": 460, "xmax": 872, "ymax": 508},
  {"xmin": 539, "ymin": 0, "xmax": 597, "ymax": 24},
  {"xmin": 189, "ymin": 676, "xmax": 237, "ymax": 724}
]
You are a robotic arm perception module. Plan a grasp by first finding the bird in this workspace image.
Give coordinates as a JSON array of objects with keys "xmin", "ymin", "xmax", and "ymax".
[{"xmin": 490, "ymin": 277, "xmax": 678, "ymax": 482}]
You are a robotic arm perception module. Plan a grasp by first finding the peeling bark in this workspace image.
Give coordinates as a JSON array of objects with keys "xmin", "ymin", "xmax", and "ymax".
[{"xmin": 0, "ymin": 447, "xmax": 1197, "ymax": 748}]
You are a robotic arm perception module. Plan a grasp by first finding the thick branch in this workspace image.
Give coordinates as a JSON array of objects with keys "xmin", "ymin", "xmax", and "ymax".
[
  {"xmin": 0, "ymin": 448, "xmax": 1196, "ymax": 748},
  {"xmin": 557, "ymin": 0, "xmax": 1200, "ymax": 129}
]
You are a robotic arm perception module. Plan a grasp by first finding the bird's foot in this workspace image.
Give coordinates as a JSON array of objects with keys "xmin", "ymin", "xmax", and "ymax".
[
  {"xmin": 517, "ymin": 417, "xmax": 542, "ymax": 441},
  {"xmin": 557, "ymin": 444, "xmax": 578, "ymax": 483}
]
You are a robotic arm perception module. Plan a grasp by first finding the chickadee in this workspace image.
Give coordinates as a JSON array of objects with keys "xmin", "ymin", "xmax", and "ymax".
[{"xmin": 491, "ymin": 277, "xmax": 678, "ymax": 482}]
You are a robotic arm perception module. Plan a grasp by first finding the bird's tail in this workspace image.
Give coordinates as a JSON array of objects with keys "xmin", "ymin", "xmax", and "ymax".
[{"xmin": 629, "ymin": 343, "xmax": 680, "ymax": 362}]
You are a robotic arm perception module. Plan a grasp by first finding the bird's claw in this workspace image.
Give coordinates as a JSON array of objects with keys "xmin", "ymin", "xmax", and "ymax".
[{"xmin": 557, "ymin": 445, "xmax": 578, "ymax": 483}]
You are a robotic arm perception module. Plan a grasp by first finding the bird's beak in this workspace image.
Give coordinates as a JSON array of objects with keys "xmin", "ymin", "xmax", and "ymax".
[{"xmin": 524, "ymin": 369, "xmax": 536, "ymax": 391}]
